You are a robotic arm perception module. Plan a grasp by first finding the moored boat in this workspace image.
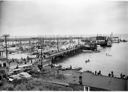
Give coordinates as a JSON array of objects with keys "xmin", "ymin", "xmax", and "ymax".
[
  {"xmin": 60, "ymin": 67, "xmax": 82, "ymax": 71},
  {"xmin": 85, "ymin": 59, "xmax": 90, "ymax": 63}
]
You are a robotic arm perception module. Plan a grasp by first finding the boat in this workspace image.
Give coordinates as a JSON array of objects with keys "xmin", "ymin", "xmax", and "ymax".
[
  {"xmin": 60, "ymin": 67, "xmax": 82, "ymax": 71},
  {"xmin": 71, "ymin": 67, "xmax": 82, "ymax": 71},
  {"xmin": 85, "ymin": 59, "xmax": 90, "ymax": 63},
  {"xmin": 106, "ymin": 53, "xmax": 112, "ymax": 56},
  {"xmin": 8, "ymin": 72, "xmax": 31, "ymax": 81},
  {"xmin": 81, "ymin": 44, "xmax": 97, "ymax": 51},
  {"xmin": 82, "ymin": 50, "xmax": 93, "ymax": 53}
]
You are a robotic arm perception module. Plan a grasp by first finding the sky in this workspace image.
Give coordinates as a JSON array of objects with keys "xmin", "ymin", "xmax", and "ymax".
[{"xmin": 0, "ymin": 0, "xmax": 128, "ymax": 37}]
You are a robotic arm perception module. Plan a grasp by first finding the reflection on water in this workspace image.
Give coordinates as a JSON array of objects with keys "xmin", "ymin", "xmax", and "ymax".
[{"xmin": 57, "ymin": 43, "xmax": 128, "ymax": 77}]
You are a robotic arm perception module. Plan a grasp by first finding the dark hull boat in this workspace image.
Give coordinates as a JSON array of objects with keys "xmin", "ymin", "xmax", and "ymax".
[
  {"xmin": 60, "ymin": 67, "xmax": 82, "ymax": 71},
  {"xmin": 85, "ymin": 59, "xmax": 90, "ymax": 63}
]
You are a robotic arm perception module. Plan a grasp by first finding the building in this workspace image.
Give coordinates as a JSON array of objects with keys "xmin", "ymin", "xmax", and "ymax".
[{"xmin": 112, "ymin": 37, "xmax": 120, "ymax": 43}]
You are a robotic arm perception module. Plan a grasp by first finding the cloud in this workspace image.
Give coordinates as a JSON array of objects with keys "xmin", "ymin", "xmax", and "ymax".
[{"xmin": 0, "ymin": 0, "xmax": 127, "ymax": 37}]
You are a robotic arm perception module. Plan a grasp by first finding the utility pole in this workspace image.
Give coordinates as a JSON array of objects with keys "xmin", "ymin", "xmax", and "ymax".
[
  {"xmin": 57, "ymin": 38, "xmax": 59, "ymax": 52},
  {"xmin": 3, "ymin": 34, "xmax": 9, "ymax": 60},
  {"xmin": 40, "ymin": 38, "xmax": 43, "ymax": 65},
  {"xmin": 78, "ymin": 36, "xmax": 80, "ymax": 46},
  {"xmin": 70, "ymin": 36, "xmax": 72, "ymax": 48},
  {"xmin": 78, "ymin": 37, "xmax": 79, "ymax": 45}
]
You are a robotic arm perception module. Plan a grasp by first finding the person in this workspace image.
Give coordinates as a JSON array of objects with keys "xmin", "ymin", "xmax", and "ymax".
[
  {"xmin": 98, "ymin": 70, "xmax": 101, "ymax": 75},
  {"xmin": 3, "ymin": 63, "xmax": 6, "ymax": 67},
  {"xmin": 70, "ymin": 65, "xmax": 72, "ymax": 69},
  {"xmin": 21, "ymin": 57, "xmax": 23, "ymax": 61},
  {"xmin": 38, "ymin": 64, "xmax": 42, "ymax": 71},
  {"xmin": 111, "ymin": 71, "xmax": 114, "ymax": 77},
  {"xmin": 31, "ymin": 59, "xmax": 33, "ymax": 63},
  {"xmin": 108, "ymin": 73, "xmax": 111, "ymax": 77},
  {"xmin": 57, "ymin": 69, "xmax": 59, "ymax": 74},
  {"xmin": 0, "ymin": 64, "xmax": 2, "ymax": 67},
  {"xmin": 122, "ymin": 74, "xmax": 125, "ymax": 79},
  {"xmin": 51, "ymin": 63, "xmax": 53, "ymax": 68},
  {"xmin": 126, "ymin": 76, "xmax": 128, "ymax": 80},
  {"xmin": 16, "ymin": 64, "xmax": 19, "ymax": 69},
  {"xmin": 79, "ymin": 74, "xmax": 82, "ymax": 85},
  {"xmin": 25, "ymin": 61, "xmax": 27, "ymax": 64},
  {"xmin": 27, "ymin": 56, "xmax": 29, "ymax": 62},
  {"xmin": 95, "ymin": 71, "xmax": 97, "ymax": 75},
  {"xmin": 120, "ymin": 73, "xmax": 123, "ymax": 78}
]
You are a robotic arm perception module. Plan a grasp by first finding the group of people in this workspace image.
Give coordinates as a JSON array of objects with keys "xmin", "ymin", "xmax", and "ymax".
[
  {"xmin": 108, "ymin": 71, "xmax": 114, "ymax": 77},
  {"xmin": 120, "ymin": 73, "xmax": 128, "ymax": 79},
  {"xmin": 94, "ymin": 70, "xmax": 102, "ymax": 75},
  {"xmin": 108, "ymin": 71, "xmax": 128, "ymax": 79},
  {"xmin": 85, "ymin": 59, "xmax": 90, "ymax": 64},
  {"xmin": 94, "ymin": 70, "xmax": 128, "ymax": 79},
  {"xmin": 106, "ymin": 53, "xmax": 112, "ymax": 56}
]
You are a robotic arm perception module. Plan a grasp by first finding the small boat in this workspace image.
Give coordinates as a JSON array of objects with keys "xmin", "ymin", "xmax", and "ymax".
[
  {"xmin": 61, "ymin": 67, "xmax": 82, "ymax": 71},
  {"xmin": 106, "ymin": 53, "xmax": 112, "ymax": 56},
  {"xmin": 71, "ymin": 67, "xmax": 82, "ymax": 71},
  {"xmin": 85, "ymin": 59, "xmax": 90, "ymax": 63},
  {"xmin": 82, "ymin": 50, "xmax": 93, "ymax": 53},
  {"xmin": 54, "ymin": 64, "xmax": 62, "ymax": 69}
]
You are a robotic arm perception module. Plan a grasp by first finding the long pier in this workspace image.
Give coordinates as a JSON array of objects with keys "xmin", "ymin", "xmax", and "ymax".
[
  {"xmin": 47, "ymin": 45, "xmax": 82, "ymax": 63},
  {"xmin": 51, "ymin": 45, "xmax": 80, "ymax": 56}
]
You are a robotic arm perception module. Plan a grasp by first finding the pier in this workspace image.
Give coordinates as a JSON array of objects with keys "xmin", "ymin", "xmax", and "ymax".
[
  {"xmin": 57, "ymin": 70, "xmax": 126, "ymax": 91},
  {"xmin": 47, "ymin": 45, "xmax": 82, "ymax": 63},
  {"xmin": 82, "ymin": 71, "xmax": 126, "ymax": 91}
]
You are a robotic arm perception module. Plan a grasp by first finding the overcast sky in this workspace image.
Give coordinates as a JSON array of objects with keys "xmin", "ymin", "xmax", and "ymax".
[{"xmin": 0, "ymin": 0, "xmax": 128, "ymax": 37}]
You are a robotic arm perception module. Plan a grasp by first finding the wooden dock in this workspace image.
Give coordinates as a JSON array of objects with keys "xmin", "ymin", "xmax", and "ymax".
[
  {"xmin": 59, "ymin": 70, "xmax": 126, "ymax": 91},
  {"xmin": 82, "ymin": 72, "xmax": 126, "ymax": 91}
]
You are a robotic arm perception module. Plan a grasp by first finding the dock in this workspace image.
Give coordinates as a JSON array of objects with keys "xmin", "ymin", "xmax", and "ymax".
[
  {"xmin": 82, "ymin": 72, "xmax": 126, "ymax": 91},
  {"xmin": 58, "ymin": 70, "xmax": 127, "ymax": 91}
]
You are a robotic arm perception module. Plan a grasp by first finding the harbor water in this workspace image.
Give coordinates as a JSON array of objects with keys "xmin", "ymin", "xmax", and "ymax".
[
  {"xmin": 57, "ymin": 42, "xmax": 128, "ymax": 77},
  {"xmin": 6, "ymin": 42, "xmax": 128, "ymax": 77}
]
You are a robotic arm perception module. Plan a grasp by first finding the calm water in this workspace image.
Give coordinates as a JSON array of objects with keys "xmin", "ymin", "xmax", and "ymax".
[{"xmin": 57, "ymin": 42, "xmax": 128, "ymax": 77}]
